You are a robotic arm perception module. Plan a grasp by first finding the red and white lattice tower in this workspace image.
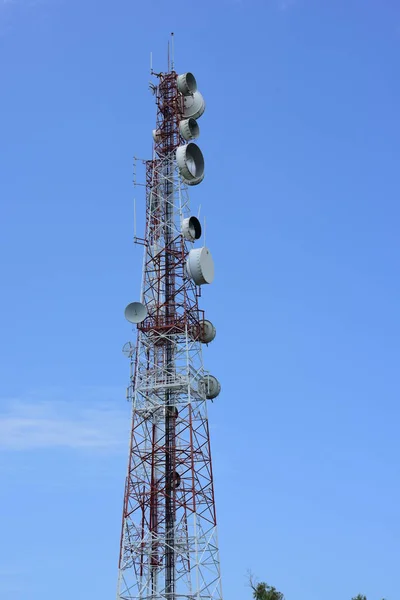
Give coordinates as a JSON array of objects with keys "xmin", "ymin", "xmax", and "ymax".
[{"xmin": 116, "ymin": 50, "xmax": 223, "ymax": 600}]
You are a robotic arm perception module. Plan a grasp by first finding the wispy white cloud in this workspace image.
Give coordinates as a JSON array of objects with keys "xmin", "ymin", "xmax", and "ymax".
[{"xmin": 0, "ymin": 389, "xmax": 129, "ymax": 451}]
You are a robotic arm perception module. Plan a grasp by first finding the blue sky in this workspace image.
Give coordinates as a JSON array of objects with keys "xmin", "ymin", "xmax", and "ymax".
[{"xmin": 1, "ymin": 0, "xmax": 400, "ymax": 599}]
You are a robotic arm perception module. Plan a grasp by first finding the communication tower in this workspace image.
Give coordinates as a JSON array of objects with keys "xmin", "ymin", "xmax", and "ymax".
[{"xmin": 116, "ymin": 41, "xmax": 223, "ymax": 600}]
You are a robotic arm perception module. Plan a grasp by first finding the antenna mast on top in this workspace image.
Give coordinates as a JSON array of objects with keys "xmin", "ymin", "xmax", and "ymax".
[{"xmin": 170, "ymin": 32, "xmax": 175, "ymax": 71}]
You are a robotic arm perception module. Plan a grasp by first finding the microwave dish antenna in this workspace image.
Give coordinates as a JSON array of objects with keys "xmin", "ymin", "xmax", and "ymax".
[
  {"xmin": 199, "ymin": 319, "xmax": 216, "ymax": 344},
  {"xmin": 179, "ymin": 118, "xmax": 200, "ymax": 141},
  {"xmin": 186, "ymin": 247, "xmax": 214, "ymax": 285},
  {"xmin": 199, "ymin": 374, "xmax": 221, "ymax": 400},
  {"xmin": 176, "ymin": 142, "xmax": 204, "ymax": 182},
  {"xmin": 124, "ymin": 302, "xmax": 147, "ymax": 324},
  {"xmin": 177, "ymin": 72, "xmax": 197, "ymax": 95},
  {"xmin": 182, "ymin": 216, "xmax": 202, "ymax": 241},
  {"xmin": 183, "ymin": 90, "xmax": 206, "ymax": 120}
]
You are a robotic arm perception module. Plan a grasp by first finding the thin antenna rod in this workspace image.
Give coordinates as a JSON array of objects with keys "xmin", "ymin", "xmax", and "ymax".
[
  {"xmin": 133, "ymin": 197, "xmax": 137, "ymax": 240},
  {"xmin": 150, "ymin": 51, "xmax": 153, "ymax": 74},
  {"xmin": 171, "ymin": 32, "xmax": 175, "ymax": 71},
  {"xmin": 167, "ymin": 39, "xmax": 170, "ymax": 72}
]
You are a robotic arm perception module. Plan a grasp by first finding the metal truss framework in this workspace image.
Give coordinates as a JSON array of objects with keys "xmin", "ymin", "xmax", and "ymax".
[{"xmin": 116, "ymin": 71, "xmax": 222, "ymax": 600}]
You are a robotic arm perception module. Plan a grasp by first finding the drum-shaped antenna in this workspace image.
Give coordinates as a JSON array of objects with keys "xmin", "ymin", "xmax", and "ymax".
[
  {"xmin": 179, "ymin": 118, "xmax": 200, "ymax": 141},
  {"xmin": 176, "ymin": 143, "xmax": 204, "ymax": 183},
  {"xmin": 186, "ymin": 247, "xmax": 214, "ymax": 285},
  {"xmin": 183, "ymin": 91, "xmax": 206, "ymax": 120},
  {"xmin": 124, "ymin": 302, "xmax": 147, "ymax": 324},
  {"xmin": 182, "ymin": 216, "xmax": 202, "ymax": 241},
  {"xmin": 199, "ymin": 320, "xmax": 216, "ymax": 344},
  {"xmin": 177, "ymin": 72, "xmax": 197, "ymax": 96},
  {"xmin": 199, "ymin": 375, "xmax": 221, "ymax": 400}
]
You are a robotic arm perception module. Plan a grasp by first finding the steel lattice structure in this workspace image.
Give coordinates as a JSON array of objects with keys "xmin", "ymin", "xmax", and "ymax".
[{"xmin": 116, "ymin": 63, "xmax": 223, "ymax": 600}]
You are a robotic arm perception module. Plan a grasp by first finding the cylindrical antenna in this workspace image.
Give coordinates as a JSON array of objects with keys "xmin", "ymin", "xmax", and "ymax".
[{"xmin": 150, "ymin": 51, "xmax": 153, "ymax": 74}]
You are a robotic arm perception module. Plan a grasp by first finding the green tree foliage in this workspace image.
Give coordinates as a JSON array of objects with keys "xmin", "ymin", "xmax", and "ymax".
[
  {"xmin": 352, "ymin": 596, "xmax": 386, "ymax": 600},
  {"xmin": 249, "ymin": 575, "xmax": 284, "ymax": 600},
  {"xmin": 252, "ymin": 582, "xmax": 284, "ymax": 600},
  {"xmin": 249, "ymin": 574, "xmax": 386, "ymax": 600}
]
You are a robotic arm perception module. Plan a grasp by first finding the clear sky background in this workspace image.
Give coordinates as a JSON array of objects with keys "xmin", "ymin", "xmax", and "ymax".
[{"xmin": 1, "ymin": 1, "xmax": 399, "ymax": 599}]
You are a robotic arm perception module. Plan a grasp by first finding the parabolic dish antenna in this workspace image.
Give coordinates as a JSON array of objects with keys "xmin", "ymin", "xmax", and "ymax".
[
  {"xmin": 124, "ymin": 302, "xmax": 147, "ymax": 324},
  {"xmin": 177, "ymin": 72, "xmax": 197, "ymax": 96},
  {"xmin": 179, "ymin": 118, "xmax": 200, "ymax": 141},
  {"xmin": 199, "ymin": 319, "xmax": 216, "ymax": 344},
  {"xmin": 176, "ymin": 143, "xmax": 204, "ymax": 182},
  {"xmin": 122, "ymin": 341, "xmax": 135, "ymax": 358},
  {"xmin": 183, "ymin": 90, "xmax": 206, "ymax": 120},
  {"xmin": 199, "ymin": 374, "xmax": 221, "ymax": 400},
  {"xmin": 186, "ymin": 247, "xmax": 214, "ymax": 286},
  {"xmin": 182, "ymin": 216, "xmax": 202, "ymax": 241}
]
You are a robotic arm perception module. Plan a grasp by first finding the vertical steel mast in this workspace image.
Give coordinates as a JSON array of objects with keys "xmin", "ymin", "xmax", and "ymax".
[{"xmin": 117, "ymin": 49, "xmax": 222, "ymax": 600}]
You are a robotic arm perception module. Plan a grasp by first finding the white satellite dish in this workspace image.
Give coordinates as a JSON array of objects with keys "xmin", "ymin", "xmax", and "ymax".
[
  {"xmin": 177, "ymin": 72, "xmax": 197, "ymax": 96},
  {"xmin": 179, "ymin": 118, "xmax": 200, "ymax": 141},
  {"xmin": 199, "ymin": 375, "xmax": 221, "ymax": 400},
  {"xmin": 199, "ymin": 319, "xmax": 216, "ymax": 344},
  {"xmin": 183, "ymin": 90, "xmax": 206, "ymax": 120},
  {"xmin": 176, "ymin": 143, "xmax": 204, "ymax": 183},
  {"xmin": 124, "ymin": 302, "xmax": 147, "ymax": 324},
  {"xmin": 182, "ymin": 216, "xmax": 202, "ymax": 241},
  {"xmin": 186, "ymin": 247, "xmax": 214, "ymax": 285}
]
